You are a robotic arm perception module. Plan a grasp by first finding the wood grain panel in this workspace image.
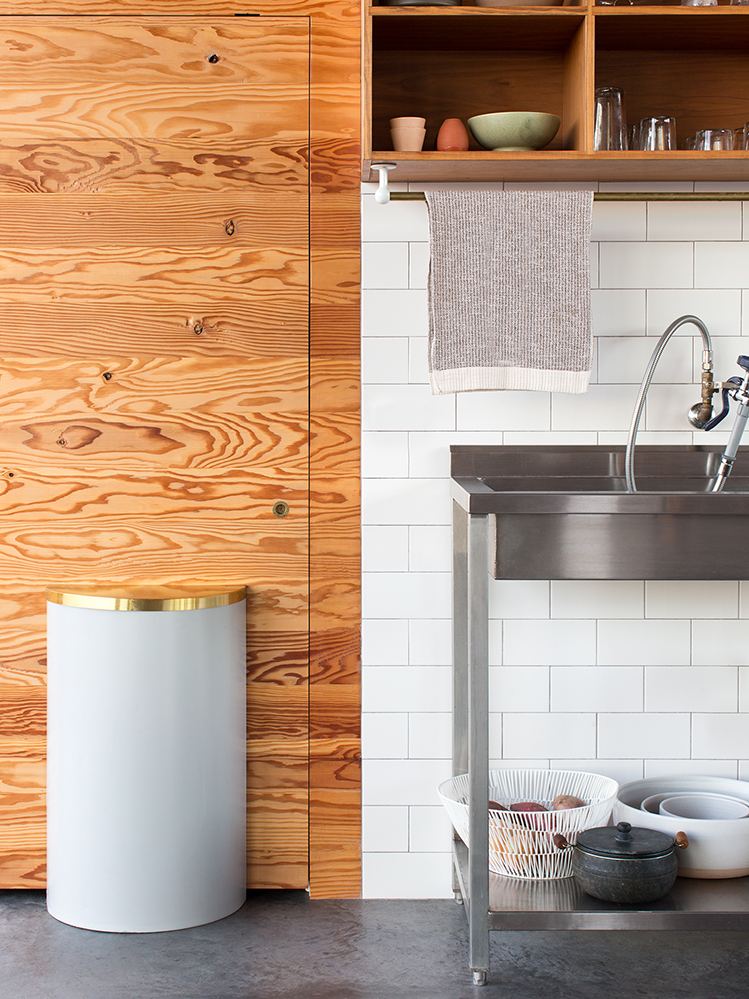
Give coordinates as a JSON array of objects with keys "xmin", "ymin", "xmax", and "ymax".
[
  {"xmin": 248, "ymin": 684, "xmax": 308, "ymax": 760},
  {"xmin": 310, "ymin": 682, "xmax": 360, "ymax": 763},
  {"xmin": 247, "ymin": 788, "xmax": 308, "ymax": 890},
  {"xmin": 0, "ymin": 247, "xmax": 308, "ymax": 304},
  {"xmin": 0, "ymin": 139, "xmax": 309, "ymax": 194},
  {"xmin": 0, "ymin": 472, "xmax": 308, "ymax": 520},
  {"xmin": 0, "ymin": 0, "xmax": 325, "ymax": 12},
  {"xmin": 0, "ymin": 757, "xmax": 46, "ymax": 888},
  {"xmin": 0, "ymin": 304, "xmax": 308, "ymax": 358},
  {"xmin": 248, "ymin": 630, "xmax": 308, "ymax": 685},
  {"xmin": 0, "ymin": 194, "xmax": 308, "ymax": 247},
  {"xmin": 247, "ymin": 759, "xmax": 309, "ymax": 792},
  {"xmin": 308, "ymin": 4, "xmax": 362, "ymax": 896},
  {"xmin": 308, "ymin": 789, "xmax": 361, "ymax": 900},
  {"xmin": 0, "ymin": 2, "xmax": 363, "ymax": 899},
  {"xmin": 311, "ymin": 759, "xmax": 361, "ymax": 791},
  {"xmin": 0, "ymin": 422, "xmax": 307, "ymax": 474},
  {"xmin": 0, "ymin": 354, "xmax": 309, "ymax": 419},
  {"xmin": 0, "ymin": 18, "xmax": 309, "ymax": 85},
  {"xmin": 0, "ymin": 86, "xmax": 309, "ymax": 141},
  {"xmin": 0, "ymin": 13, "xmax": 315, "ymax": 895}
]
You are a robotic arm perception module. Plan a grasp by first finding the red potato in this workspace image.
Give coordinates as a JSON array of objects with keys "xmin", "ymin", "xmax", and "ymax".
[
  {"xmin": 488, "ymin": 799, "xmax": 508, "ymax": 812},
  {"xmin": 510, "ymin": 801, "xmax": 548, "ymax": 813},
  {"xmin": 552, "ymin": 794, "xmax": 586, "ymax": 811}
]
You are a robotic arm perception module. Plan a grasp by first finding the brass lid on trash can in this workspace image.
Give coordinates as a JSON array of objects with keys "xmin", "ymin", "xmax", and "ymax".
[{"xmin": 45, "ymin": 584, "xmax": 247, "ymax": 612}]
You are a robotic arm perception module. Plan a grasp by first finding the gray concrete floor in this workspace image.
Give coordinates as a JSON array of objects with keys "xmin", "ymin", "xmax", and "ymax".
[{"xmin": 1, "ymin": 889, "xmax": 749, "ymax": 999}]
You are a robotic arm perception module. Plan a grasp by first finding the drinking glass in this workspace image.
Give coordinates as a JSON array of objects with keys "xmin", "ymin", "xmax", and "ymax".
[
  {"xmin": 637, "ymin": 116, "xmax": 676, "ymax": 150},
  {"xmin": 730, "ymin": 0, "xmax": 749, "ymax": 5},
  {"xmin": 695, "ymin": 129, "xmax": 733, "ymax": 150},
  {"xmin": 683, "ymin": 136, "xmax": 696, "ymax": 150},
  {"xmin": 594, "ymin": 87, "xmax": 628, "ymax": 151},
  {"xmin": 681, "ymin": 0, "xmax": 718, "ymax": 6}
]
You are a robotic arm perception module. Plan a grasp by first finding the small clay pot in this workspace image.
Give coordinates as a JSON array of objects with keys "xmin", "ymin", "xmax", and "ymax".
[
  {"xmin": 562, "ymin": 821, "xmax": 689, "ymax": 904},
  {"xmin": 436, "ymin": 118, "xmax": 470, "ymax": 151}
]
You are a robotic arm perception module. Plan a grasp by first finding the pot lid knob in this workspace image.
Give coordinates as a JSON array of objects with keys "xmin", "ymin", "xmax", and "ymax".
[{"xmin": 615, "ymin": 821, "xmax": 633, "ymax": 843}]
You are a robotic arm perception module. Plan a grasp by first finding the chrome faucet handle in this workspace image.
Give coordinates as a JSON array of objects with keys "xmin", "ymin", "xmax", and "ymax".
[{"xmin": 737, "ymin": 355, "xmax": 749, "ymax": 372}]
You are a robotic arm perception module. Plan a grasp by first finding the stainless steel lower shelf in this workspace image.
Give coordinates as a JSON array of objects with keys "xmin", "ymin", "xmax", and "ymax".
[{"xmin": 453, "ymin": 840, "xmax": 749, "ymax": 932}]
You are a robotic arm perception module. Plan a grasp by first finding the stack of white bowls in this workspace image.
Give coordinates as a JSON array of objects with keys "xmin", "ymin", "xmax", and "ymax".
[{"xmin": 613, "ymin": 776, "xmax": 749, "ymax": 879}]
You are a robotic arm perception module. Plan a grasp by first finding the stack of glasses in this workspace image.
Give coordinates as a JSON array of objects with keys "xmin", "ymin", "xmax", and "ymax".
[{"xmin": 594, "ymin": 90, "xmax": 749, "ymax": 152}]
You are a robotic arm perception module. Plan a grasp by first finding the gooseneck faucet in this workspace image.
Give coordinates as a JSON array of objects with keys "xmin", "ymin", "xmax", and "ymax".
[
  {"xmin": 625, "ymin": 315, "xmax": 714, "ymax": 493},
  {"xmin": 625, "ymin": 315, "xmax": 749, "ymax": 493}
]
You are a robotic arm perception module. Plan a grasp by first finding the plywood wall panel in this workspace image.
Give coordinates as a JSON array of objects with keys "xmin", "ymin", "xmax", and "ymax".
[
  {"xmin": 0, "ymin": 139, "xmax": 309, "ymax": 194},
  {"xmin": 0, "ymin": 14, "xmax": 313, "ymax": 892},
  {"xmin": 0, "ymin": 18, "xmax": 310, "ymax": 85},
  {"xmin": 246, "ymin": 788, "xmax": 307, "ymax": 890},
  {"xmin": 0, "ymin": 304, "xmax": 308, "ymax": 358},
  {"xmin": 0, "ymin": 0, "xmax": 327, "ymax": 14},
  {"xmin": 0, "ymin": 87, "xmax": 309, "ymax": 141},
  {"xmin": 0, "ymin": 0, "xmax": 362, "ymax": 897},
  {"xmin": 0, "ymin": 757, "xmax": 46, "ymax": 887},
  {"xmin": 308, "ymin": 7, "xmax": 361, "ymax": 894},
  {"xmin": 0, "ymin": 247, "xmax": 308, "ymax": 304},
  {"xmin": 0, "ymin": 194, "xmax": 308, "ymax": 247},
  {"xmin": 308, "ymin": 789, "xmax": 361, "ymax": 899}
]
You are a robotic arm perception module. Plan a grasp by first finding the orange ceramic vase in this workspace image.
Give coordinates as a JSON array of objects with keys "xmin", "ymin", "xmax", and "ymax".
[{"xmin": 436, "ymin": 118, "xmax": 470, "ymax": 151}]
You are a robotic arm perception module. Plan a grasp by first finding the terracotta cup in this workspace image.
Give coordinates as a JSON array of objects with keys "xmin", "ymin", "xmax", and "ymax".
[
  {"xmin": 390, "ymin": 126, "xmax": 426, "ymax": 151},
  {"xmin": 437, "ymin": 118, "xmax": 469, "ymax": 151}
]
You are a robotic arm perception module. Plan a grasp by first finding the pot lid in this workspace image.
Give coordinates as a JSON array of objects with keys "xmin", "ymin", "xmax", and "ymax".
[{"xmin": 576, "ymin": 821, "xmax": 675, "ymax": 859}]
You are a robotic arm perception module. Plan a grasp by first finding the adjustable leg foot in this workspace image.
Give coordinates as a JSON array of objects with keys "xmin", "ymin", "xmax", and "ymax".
[
  {"xmin": 454, "ymin": 890, "xmax": 464, "ymax": 904},
  {"xmin": 472, "ymin": 971, "xmax": 488, "ymax": 986}
]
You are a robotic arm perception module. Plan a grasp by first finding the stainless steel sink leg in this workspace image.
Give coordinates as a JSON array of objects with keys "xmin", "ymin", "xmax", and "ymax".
[
  {"xmin": 453, "ymin": 499, "xmax": 491, "ymax": 984},
  {"xmin": 468, "ymin": 512, "xmax": 490, "ymax": 987}
]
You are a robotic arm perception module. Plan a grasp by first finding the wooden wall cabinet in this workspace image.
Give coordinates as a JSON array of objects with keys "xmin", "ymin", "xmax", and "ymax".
[{"xmin": 363, "ymin": 1, "xmax": 749, "ymax": 183}]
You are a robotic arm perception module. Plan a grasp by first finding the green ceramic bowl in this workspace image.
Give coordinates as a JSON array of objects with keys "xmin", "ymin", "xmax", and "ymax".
[{"xmin": 467, "ymin": 111, "xmax": 561, "ymax": 152}]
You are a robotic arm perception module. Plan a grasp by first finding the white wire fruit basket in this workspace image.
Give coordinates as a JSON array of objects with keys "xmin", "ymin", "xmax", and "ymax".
[{"xmin": 438, "ymin": 769, "xmax": 619, "ymax": 880}]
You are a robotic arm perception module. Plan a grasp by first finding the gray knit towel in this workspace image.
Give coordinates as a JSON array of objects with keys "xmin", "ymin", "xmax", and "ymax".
[{"xmin": 425, "ymin": 189, "xmax": 593, "ymax": 395}]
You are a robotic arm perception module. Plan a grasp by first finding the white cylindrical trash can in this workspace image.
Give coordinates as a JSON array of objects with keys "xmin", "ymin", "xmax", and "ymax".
[{"xmin": 46, "ymin": 585, "xmax": 247, "ymax": 933}]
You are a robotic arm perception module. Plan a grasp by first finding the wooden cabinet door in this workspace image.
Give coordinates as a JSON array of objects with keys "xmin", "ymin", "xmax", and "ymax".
[{"xmin": 0, "ymin": 16, "xmax": 310, "ymax": 889}]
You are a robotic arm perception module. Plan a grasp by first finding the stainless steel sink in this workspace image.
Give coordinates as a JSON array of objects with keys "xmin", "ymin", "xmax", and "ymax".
[{"xmin": 450, "ymin": 445, "xmax": 749, "ymax": 580}]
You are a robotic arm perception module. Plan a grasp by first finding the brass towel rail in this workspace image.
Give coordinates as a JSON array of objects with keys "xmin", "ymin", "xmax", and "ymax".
[
  {"xmin": 370, "ymin": 163, "xmax": 749, "ymax": 204},
  {"xmin": 387, "ymin": 191, "xmax": 749, "ymax": 202}
]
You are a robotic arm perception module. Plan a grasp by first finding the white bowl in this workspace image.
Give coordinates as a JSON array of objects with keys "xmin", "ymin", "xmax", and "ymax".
[
  {"xmin": 614, "ymin": 775, "xmax": 749, "ymax": 879},
  {"xmin": 658, "ymin": 793, "xmax": 749, "ymax": 821},
  {"xmin": 641, "ymin": 792, "xmax": 674, "ymax": 814}
]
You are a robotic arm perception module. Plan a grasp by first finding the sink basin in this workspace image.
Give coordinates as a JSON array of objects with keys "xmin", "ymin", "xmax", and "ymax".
[{"xmin": 450, "ymin": 445, "xmax": 749, "ymax": 580}]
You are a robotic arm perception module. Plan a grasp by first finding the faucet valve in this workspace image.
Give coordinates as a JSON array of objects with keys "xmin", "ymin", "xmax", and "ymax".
[{"xmin": 688, "ymin": 364, "xmax": 716, "ymax": 429}]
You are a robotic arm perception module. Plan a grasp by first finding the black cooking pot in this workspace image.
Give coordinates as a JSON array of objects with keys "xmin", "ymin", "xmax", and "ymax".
[{"xmin": 560, "ymin": 821, "xmax": 689, "ymax": 904}]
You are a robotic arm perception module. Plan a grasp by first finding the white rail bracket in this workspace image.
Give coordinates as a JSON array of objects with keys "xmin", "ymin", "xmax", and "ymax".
[{"xmin": 372, "ymin": 162, "xmax": 397, "ymax": 204}]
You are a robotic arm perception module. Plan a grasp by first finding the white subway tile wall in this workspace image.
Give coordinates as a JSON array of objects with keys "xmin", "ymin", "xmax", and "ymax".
[{"xmin": 360, "ymin": 182, "xmax": 749, "ymax": 899}]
